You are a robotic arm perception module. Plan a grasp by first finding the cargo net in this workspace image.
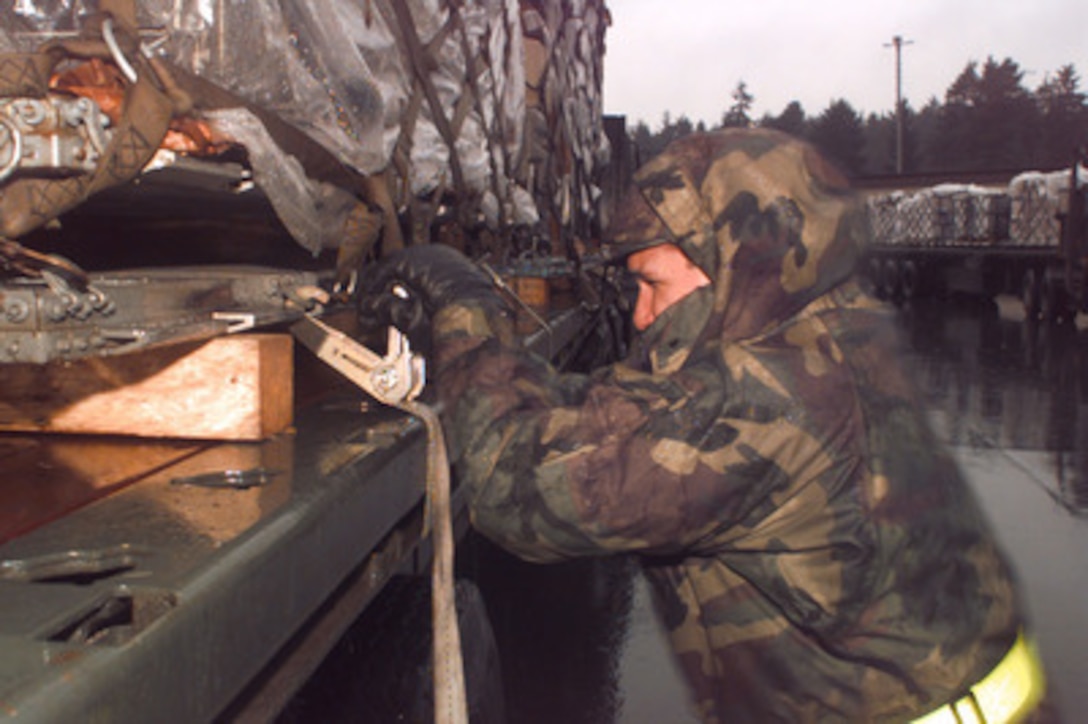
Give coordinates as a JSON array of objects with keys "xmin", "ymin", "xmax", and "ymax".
[
  {"xmin": 1008, "ymin": 169, "xmax": 1083, "ymax": 247},
  {"xmin": 0, "ymin": 0, "xmax": 612, "ymax": 266},
  {"xmin": 867, "ymin": 186, "xmax": 1012, "ymax": 248},
  {"xmin": 867, "ymin": 167, "xmax": 1086, "ymax": 249}
]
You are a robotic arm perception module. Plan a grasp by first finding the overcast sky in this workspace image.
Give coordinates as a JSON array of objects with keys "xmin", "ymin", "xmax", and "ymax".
[{"xmin": 602, "ymin": 0, "xmax": 1088, "ymax": 128}]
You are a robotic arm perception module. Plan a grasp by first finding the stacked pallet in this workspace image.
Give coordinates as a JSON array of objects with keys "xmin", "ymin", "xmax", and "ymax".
[
  {"xmin": 1008, "ymin": 168, "xmax": 1083, "ymax": 247},
  {"xmin": 867, "ymin": 184, "xmax": 1014, "ymax": 246},
  {"xmin": 519, "ymin": 1, "xmax": 612, "ymax": 248},
  {"xmin": 867, "ymin": 166, "xmax": 1086, "ymax": 249},
  {"xmin": 121, "ymin": 0, "xmax": 612, "ymax": 258},
  {"xmin": 866, "ymin": 186, "xmax": 1003, "ymax": 246}
]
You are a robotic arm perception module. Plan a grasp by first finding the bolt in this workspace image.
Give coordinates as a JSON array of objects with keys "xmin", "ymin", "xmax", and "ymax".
[
  {"xmin": 87, "ymin": 288, "xmax": 115, "ymax": 315},
  {"xmin": 5, "ymin": 299, "xmax": 30, "ymax": 323},
  {"xmin": 69, "ymin": 294, "xmax": 92, "ymax": 320},
  {"xmin": 43, "ymin": 296, "xmax": 68, "ymax": 322},
  {"xmin": 61, "ymin": 99, "xmax": 87, "ymax": 127},
  {"xmin": 15, "ymin": 100, "xmax": 45, "ymax": 126},
  {"xmin": 372, "ymin": 366, "xmax": 401, "ymax": 393}
]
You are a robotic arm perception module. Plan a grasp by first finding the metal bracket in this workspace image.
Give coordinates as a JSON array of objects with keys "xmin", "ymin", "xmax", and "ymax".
[
  {"xmin": 212, "ymin": 311, "xmax": 257, "ymax": 333},
  {"xmin": 0, "ymin": 95, "xmax": 113, "ymax": 183}
]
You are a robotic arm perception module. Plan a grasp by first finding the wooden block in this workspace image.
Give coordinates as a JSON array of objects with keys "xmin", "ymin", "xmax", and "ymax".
[
  {"xmin": 0, "ymin": 434, "xmax": 203, "ymax": 544},
  {"xmin": 0, "ymin": 334, "xmax": 293, "ymax": 441}
]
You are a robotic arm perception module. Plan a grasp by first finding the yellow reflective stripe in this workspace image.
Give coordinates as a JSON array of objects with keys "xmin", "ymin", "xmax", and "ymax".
[
  {"xmin": 970, "ymin": 633, "xmax": 1046, "ymax": 722},
  {"xmin": 912, "ymin": 631, "xmax": 1046, "ymax": 724},
  {"xmin": 952, "ymin": 697, "xmax": 985, "ymax": 724},
  {"xmin": 913, "ymin": 703, "xmax": 959, "ymax": 724}
]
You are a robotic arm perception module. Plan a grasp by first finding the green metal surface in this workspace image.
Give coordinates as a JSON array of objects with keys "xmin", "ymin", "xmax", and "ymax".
[
  {"xmin": 0, "ymin": 304, "xmax": 591, "ymax": 722},
  {"xmin": 0, "ymin": 400, "xmax": 426, "ymax": 722}
]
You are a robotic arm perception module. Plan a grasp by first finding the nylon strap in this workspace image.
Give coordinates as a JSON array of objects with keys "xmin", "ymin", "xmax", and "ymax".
[{"xmin": 0, "ymin": 11, "xmax": 175, "ymax": 240}]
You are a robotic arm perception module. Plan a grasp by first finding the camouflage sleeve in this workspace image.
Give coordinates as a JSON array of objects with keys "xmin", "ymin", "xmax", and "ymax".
[{"xmin": 431, "ymin": 302, "xmax": 807, "ymax": 563}]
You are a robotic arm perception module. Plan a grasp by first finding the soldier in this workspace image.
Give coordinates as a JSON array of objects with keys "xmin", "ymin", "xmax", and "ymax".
[{"xmin": 360, "ymin": 128, "xmax": 1050, "ymax": 722}]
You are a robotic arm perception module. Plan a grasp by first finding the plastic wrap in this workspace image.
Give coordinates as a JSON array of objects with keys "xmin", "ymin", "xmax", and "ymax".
[
  {"xmin": 868, "ymin": 186, "xmax": 994, "ymax": 246},
  {"xmin": 0, "ymin": 1, "xmax": 94, "ymax": 47},
  {"xmin": 868, "ymin": 167, "xmax": 1088, "ymax": 248},
  {"xmin": 1009, "ymin": 169, "xmax": 1080, "ymax": 247},
  {"xmin": 3, "ymin": 0, "xmax": 610, "ymax": 252},
  {"xmin": 207, "ymin": 108, "xmax": 358, "ymax": 255}
]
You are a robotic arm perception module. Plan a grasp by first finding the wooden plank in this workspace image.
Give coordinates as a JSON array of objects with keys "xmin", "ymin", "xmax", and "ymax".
[
  {"xmin": 0, "ymin": 334, "xmax": 293, "ymax": 441},
  {"xmin": 0, "ymin": 435, "xmax": 206, "ymax": 544}
]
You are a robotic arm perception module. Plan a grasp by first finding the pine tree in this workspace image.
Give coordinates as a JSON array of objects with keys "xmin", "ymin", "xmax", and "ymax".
[
  {"xmin": 761, "ymin": 101, "xmax": 808, "ymax": 139},
  {"xmin": 809, "ymin": 99, "xmax": 866, "ymax": 176},
  {"xmin": 1035, "ymin": 65, "xmax": 1088, "ymax": 167},
  {"xmin": 721, "ymin": 81, "xmax": 754, "ymax": 128}
]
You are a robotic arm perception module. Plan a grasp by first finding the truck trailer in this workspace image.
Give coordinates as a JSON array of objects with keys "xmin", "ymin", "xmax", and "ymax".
[
  {"xmin": 861, "ymin": 158, "xmax": 1088, "ymax": 323},
  {"xmin": 0, "ymin": 1, "xmax": 626, "ymax": 720}
]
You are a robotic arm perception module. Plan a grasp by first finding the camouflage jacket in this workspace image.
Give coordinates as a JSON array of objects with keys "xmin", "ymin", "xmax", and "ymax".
[{"xmin": 432, "ymin": 129, "xmax": 1021, "ymax": 722}]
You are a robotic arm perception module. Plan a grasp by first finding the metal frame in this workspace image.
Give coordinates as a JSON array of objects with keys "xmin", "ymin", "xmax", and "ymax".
[
  {"xmin": 0, "ymin": 304, "xmax": 592, "ymax": 722},
  {"xmin": 0, "ymin": 401, "xmax": 427, "ymax": 722}
]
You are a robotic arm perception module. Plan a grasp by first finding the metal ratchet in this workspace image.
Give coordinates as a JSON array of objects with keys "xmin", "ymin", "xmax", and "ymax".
[{"xmin": 290, "ymin": 315, "xmax": 426, "ymax": 406}]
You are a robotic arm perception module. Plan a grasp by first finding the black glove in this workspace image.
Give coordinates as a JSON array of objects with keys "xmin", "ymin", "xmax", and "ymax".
[{"xmin": 357, "ymin": 244, "xmax": 505, "ymax": 354}]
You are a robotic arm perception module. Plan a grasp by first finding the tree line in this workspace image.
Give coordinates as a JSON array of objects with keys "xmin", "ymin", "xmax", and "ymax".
[{"xmin": 629, "ymin": 57, "xmax": 1088, "ymax": 178}]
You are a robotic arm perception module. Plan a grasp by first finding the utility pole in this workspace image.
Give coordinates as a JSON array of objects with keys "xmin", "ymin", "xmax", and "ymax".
[{"xmin": 884, "ymin": 35, "xmax": 913, "ymax": 174}]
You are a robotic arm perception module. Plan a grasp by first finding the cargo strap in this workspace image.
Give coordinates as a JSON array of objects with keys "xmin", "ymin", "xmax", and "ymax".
[
  {"xmin": 912, "ymin": 631, "xmax": 1047, "ymax": 724},
  {"xmin": 0, "ymin": 7, "xmax": 182, "ymax": 243},
  {"xmin": 404, "ymin": 400, "xmax": 470, "ymax": 724},
  {"xmin": 383, "ymin": 0, "xmax": 467, "ymax": 209},
  {"xmin": 290, "ymin": 314, "xmax": 468, "ymax": 724}
]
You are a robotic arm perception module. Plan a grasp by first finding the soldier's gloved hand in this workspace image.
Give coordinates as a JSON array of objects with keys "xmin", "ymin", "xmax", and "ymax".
[{"xmin": 357, "ymin": 244, "xmax": 505, "ymax": 354}]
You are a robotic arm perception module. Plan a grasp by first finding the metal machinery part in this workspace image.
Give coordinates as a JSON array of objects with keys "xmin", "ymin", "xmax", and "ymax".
[
  {"xmin": 0, "ymin": 95, "xmax": 113, "ymax": 183},
  {"xmin": 0, "ymin": 266, "xmax": 330, "ymax": 364},
  {"xmin": 291, "ymin": 316, "xmax": 426, "ymax": 407},
  {"xmin": 0, "ymin": 401, "xmax": 433, "ymax": 722},
  {"xmin": 0, "ymin": 304, "xmax": 588, "ymax": 722}
]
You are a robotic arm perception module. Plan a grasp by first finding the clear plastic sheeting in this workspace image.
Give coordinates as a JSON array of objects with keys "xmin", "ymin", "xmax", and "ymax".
[
  {"xmin": 1009, "ymin": 166, "xmax": 1087, "ymax": 247},
  {"xmin": 168, "ymin": 0, "xmax": 395, "ymax": 178},
  {"xmin": 0, "ymin": 0, "xmax": 95, "ymax": 40},
  {"xmin": 156, "ymin": 0, "xmax": 528, "ymax": 221},
  {"xmin": 207, "ymin": 108, "xmax": 359, "ymax": 256},
  {"xmin": 2, "ymin": 0, "xmax": 611, "ymax": 250}
]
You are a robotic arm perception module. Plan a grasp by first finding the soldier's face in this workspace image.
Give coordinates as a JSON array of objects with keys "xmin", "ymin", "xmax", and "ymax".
[{"xmin": 627, "ymin": 244, "xmax": 711, "ymax": 331}]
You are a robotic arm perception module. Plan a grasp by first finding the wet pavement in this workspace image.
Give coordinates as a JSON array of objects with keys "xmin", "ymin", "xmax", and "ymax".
[
  {"xmin": 284, "ymin": 294, "xmax": 1087, "ymax": 723},
  {"xmin": 897, "ymin": 295, "xmax": 1088, "ymax": 722}
]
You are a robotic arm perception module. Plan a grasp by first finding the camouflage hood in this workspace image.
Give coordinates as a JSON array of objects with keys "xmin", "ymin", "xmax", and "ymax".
[{"xmin": 611, "ymin": 128, "xmax": 869, "ymax": 351}]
